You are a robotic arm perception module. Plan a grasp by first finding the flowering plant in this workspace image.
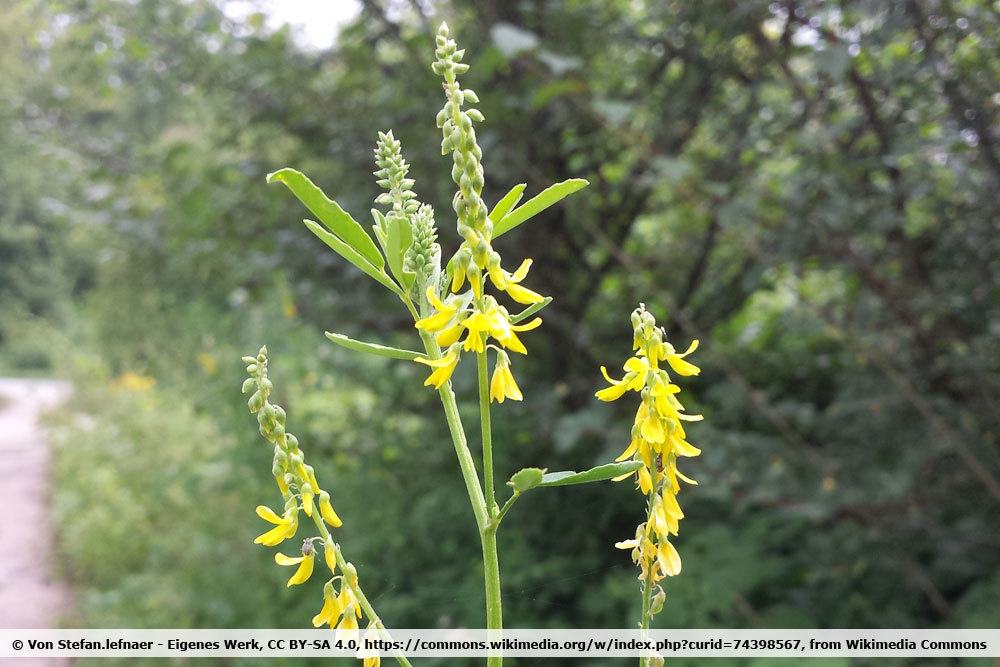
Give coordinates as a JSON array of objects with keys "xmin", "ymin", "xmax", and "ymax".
[{"xmin": 241, "ymin": 23, "xmax": 703, "ymax": 667}]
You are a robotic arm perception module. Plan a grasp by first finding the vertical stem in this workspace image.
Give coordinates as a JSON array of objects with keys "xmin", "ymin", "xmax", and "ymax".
[
  {"xmin": 477, "ymin": 346, "xmax": 503, "ymax": 667},
  {"xmin": 477, "ymin": 348, "xmax": 496, "ymax": 515},
  {"xmin": 639, "ymin": 575, "xmax": 653, "ymax": 667}
]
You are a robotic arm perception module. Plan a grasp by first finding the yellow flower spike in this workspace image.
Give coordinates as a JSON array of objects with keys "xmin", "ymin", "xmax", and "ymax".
[
  {"xmin": 276, "ymin": 549, "xmax": 315, "ymax": 587},
  {"xmin": 414, "ymin": 348, "xmax": 460, "ymax": 388},
  {"xmin": 324, "ymin": 540, "xmax": 337, "ymax": 573},
  {"xmin": 318, "ymin": 491, "xmax": 343, "ymax": 528},
  {"xmin": 312, "ymin": 582, "xmax": 342, "ymax": 627}
]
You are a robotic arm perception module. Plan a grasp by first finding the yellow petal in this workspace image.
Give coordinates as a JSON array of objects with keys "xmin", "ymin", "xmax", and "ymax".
[
  {"xmin": 319, "ymin": 493, "xmax": 343, "ymax": 528},
  {"xmin": 490, "ymin": 365, "xmax": 505, "ymax": 403},
  {"xmin": 436, "ymin": 323, "xmax": 465, "ymax": 347},
  {"xmin": 615, "ymin": 539, "xmax": 639, "ymax": 550},
  {"xmin": 678, "ymin": 339, "xmax": 699, "ymax": 357},
  {"xmin": 510, "ymin": 317, "xmax": 542, "ymax": 332},
  {"xmin": 274, "ymin": 552, "xmax": 304, "ymax": 566},
  {"xmin": 312, "ymin": 589, "xmax": 341, "ymax": 627},
  {"xmin": 324, "ymin": 541, "xmax": 337, "ymax": 573},
  {"xmin": 509, "ymin": 258, "xmax": 532, "ymax": 283},
  {"xmin": 254, "ymin": 523, "xmax": 292, "ymax": 546},
  {"xmin": 415, "ymin": 310, "xmax": 455, "ymax": 331},
  {"xmin": 505, "ymin": 283, "xmax": 545, "ymax": 304},
  {"xmin": 425, "ymin": 286, "xmax": 450, "ymax": 312},
  {"xmin": 667, "ymin": 354, "xmax": 700, "ymax": 376},
  {"xmin": 657, "ymin": 541, "xmax": 682, "ymax": 576},
  {"xmin": 595, "ymin": 382, "xmax": 630, "ymax": 402},
  {"xmin": 256, "ymin": 505, "xmax": 285, "ymax": 524},
  {"xmin": 286, "ymin": 552, "xmax": 315, "ymax": 586}
]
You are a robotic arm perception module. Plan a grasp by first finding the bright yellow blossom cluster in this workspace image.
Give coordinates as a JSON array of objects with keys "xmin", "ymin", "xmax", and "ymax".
[
  {"xmin": 243, "ymin": 347, "xmax": 390, "ymax": 663},
  {"xmin": 596, "ymin": 305, "xmax": 703, "ymax": 611},
  {"xmin": 412, "ymin": 24, "xmax": 547, "ymax": 398}
]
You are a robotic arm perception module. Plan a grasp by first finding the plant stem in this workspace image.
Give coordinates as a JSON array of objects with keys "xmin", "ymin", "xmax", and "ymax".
[
  {"xmin": 476, "ymin": 347, "xmax": 503, "ymax": 667},
  {"xmin": 476, "ymin": 349, "xmax": 496, "ymax": 515},
  {"xmin": 639, "ymin": 574, "xmax": 653, "ymax": 667},
  {"xmin": 418, "ymin": 331, "xmax": 489, "ymax": 531}
]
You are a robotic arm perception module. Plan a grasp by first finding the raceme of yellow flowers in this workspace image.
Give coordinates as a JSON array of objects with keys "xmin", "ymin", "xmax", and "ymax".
[
  {"xmin": 412, "ymin": 23, "xmax": 545, "ymax": 399},
  {"xmin": 597, "ymin": 305, "xmax": 703, "ymax": 623},
  {"xmin": 243, "ymin": 347, "xmax": 384, "ymax": 665}
]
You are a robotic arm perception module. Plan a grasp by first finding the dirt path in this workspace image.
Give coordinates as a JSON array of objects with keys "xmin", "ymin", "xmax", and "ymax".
[{"xmin": 0, "ymin": 378, "xmax": 73, "ymax": 640}]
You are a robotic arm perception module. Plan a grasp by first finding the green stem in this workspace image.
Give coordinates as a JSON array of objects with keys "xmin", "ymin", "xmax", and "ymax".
[
  {"xmin": 639, "ymin": 574, "xmax": 653, "ymax": 667},
  {"xmin": 477, "ymin": 349, "xmax": 496, "ymax": 515},
  {"xmin": 492, "ymin": 492, "xmax": 520, "ymax": 529},
  {"xmin": 476, "ymin": 347, "xmax": 503, "ymax": 667},
  {"xmin": 417, "ymin": 331, "xmax": 489, "ymax": 531},
  {"xmin": 308, "ymin": 512, "xmax": 413, "ymax": 667}
]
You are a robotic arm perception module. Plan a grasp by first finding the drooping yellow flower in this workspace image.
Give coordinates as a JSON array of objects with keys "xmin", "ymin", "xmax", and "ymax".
[
  {"xmin": 318, "ymin": 490, "xmax": 343, "ymax": 528},
  {"xmin": 414, "ymin": 348, "xmax": 461, "ymax": 388},
  {"xmin": 275, "ymin": 547, "xmax": 315, "ymax": 587},
  {"xmin": 487, "ymin": 258, "xmax": 545, "ymax": 304},
  {"xmin": 312, "ymin": 582, "xmax": 342, "ymax": 627},
  {"xmin": 415, "ymin": 286, "xmax": 460, "ymax": 331},
  {"xmin": 254, "ymin": 505, "xmax": 298, "ymax": 546},
  {"xmin": 489, "ymin": 357, "xmax": 523, "ymax": 403},
  {"xmin": 658, "ymin": 340, "xmax": 700, "ymax": 376},
  {"xmin": 324, "ymin": 540, "xmax": 337, "ymax": 573}
]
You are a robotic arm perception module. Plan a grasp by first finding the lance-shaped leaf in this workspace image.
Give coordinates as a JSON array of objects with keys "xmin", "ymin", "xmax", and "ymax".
[
  {"xmin": 268, "ymin": 169, "xmax": 385, "ymax": 269},
  {"xmin": 536, "ymin": 460, "xmax": 642, "ymax": 487},
  {"xmin": 325, "ymin": 332, "xmax": 423, "ymax": 361},
  {"xmin": 488, "ymin": 183, "xmax": 526, "ymax": 223},
  {"xmin": 303, "ymin": 220, "xmax": 400, "ymax": 295},
  {"xmin": 493, "ymin": 178, "xmax": 589, "ymax": 238},
  {"xmin": 386, "ymin": 214, "xmax": 415, "ymax": 289},
  {"xmin": 510, "ymin": 296, "xmax": 552, "ymax": 324}
]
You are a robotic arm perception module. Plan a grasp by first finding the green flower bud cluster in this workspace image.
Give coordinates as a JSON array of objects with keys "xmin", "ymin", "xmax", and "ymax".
[
  {"xmin": 403, "ymin": 202, "xmax": 441, "ymax": 291},
  {"xmin": 243, "ymin": 346, "xmax": 335, "ymax": 525},
  {"xmin": 432, "ymin": 22, "xmax": 489, "ymax": 249},
  {"xmin": 373, "ymin": 130, "xmax": 420, "ymax": 218}
]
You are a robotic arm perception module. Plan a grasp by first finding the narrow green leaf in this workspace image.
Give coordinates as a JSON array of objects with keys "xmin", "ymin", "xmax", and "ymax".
[
  {"xmin": 510, "ymin": 296, "xmax": 552, "ymax": 324},
  {"xmin": 493, "ymin": 178, "xmax": 589, "ymax": 238},
  {"xmin": 386, "ymin": 214, "xmax": 415, "ymax": 289},
  {"xmin": 303, "ymin": 220, "xmax": 400, "ymax": 295},
  {"xmin": 508, "ymin": 467, "xmax": 546, "ymax": 493},
  {"xmin": 268, "ymin": 168, "xmax": 385, "ymax": 269},
  {"xmin": 537, "ymin": 460, "xmax": 642, "ymax": 487},
  {"xmin": 325, "ymin": 332, "xmax": 422, "ymax": 361},
  {"xmin": 489, "ymin": 183, "xmax": 526, "ymax": 223}
]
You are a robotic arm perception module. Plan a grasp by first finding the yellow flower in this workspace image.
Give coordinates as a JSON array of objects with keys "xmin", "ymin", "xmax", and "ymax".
[
  {"xmin": 313, "ymin": 582, "xmax": 342, "ymax": 627},
  {"xmin": 324, "ymin": 540, "xmax": 337, "ymax": 573},
  {"xmin": 254, "ymin": 505, "xmax": 298, "ymax": 546},
  {"xmin": 492, "ymin": 316, "xmax": 541, "ymax": 355},
  {"xmin": 657, "ymin": 540, "xmax": 682, "ymax": 577},
  {"xmin": 487, "ymin": 258, "xmax": 545, "ymax": 304},
  {"xmin": 595, "ymin": 356, "xmax": 650, "ymax": 401},
  {"xmin": 415, "ymin": 287, "xmax": 459, "ymax": 331},
  {"xmin": 335, "ymin": 586, "xmax": 362, "ymax": 630},
  {"xmin": 364, "ymin": 655, "xmax": 381, "ymax": 667},
  {"xmin": 414, "ymin": 348, "xmax": 460, "ymax": 388},
  {"xmin": 659, "ymin": 340, "xmax": 700, "ymax": 376},
  {"xmin": 301, "ymin": 484, "xmax": 315, "ymax": 517},
  {"xmin": 489, "ymin": 360, "xmax": 523, "ymax": 403},
  {"xmin": 275, "ymin": 548, "xmax": 315, "ymax": 587},
  {"xmin": 318, "ymin": 491, "xmax": 343, "ymax": 528}
]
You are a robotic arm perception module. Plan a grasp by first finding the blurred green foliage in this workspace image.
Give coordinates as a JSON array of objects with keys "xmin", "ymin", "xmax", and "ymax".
[{"xmin": 3, "ymin": 0, "xmax": 999, "ymax": 665}]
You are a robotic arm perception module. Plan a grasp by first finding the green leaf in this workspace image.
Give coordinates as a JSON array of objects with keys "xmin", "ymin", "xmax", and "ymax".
[
  {"xmin": 493, "ymin": 179, "xmax": 589, "ymax": 238},
  {"xmin": 508, "ymin": 467, "xmax": 546, "ymax": 493},
  {"xmin": 510, "ymin": 296, "xmax": 552, "ymax": 324},
  {"xmin": 537, "ymin": 460, "xmax": 642, "ymax": 487},
  {"xmin": 325, "ymin": 332, "xmax": 422, "ymax": 361},
  {"xmin": 267, "ymin": 168, "xmax": 384, "ymax": 269},
  {"xmin": 489, "ymin": 183, "xmax": 526, "ymax": 223},
  {"xmin": 303, "ymin": 220, "xmax": 400, "ymax": 295},
  {"xmin": 386, "ymin": 214, "xmax": 415, "ymax": 289}
]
